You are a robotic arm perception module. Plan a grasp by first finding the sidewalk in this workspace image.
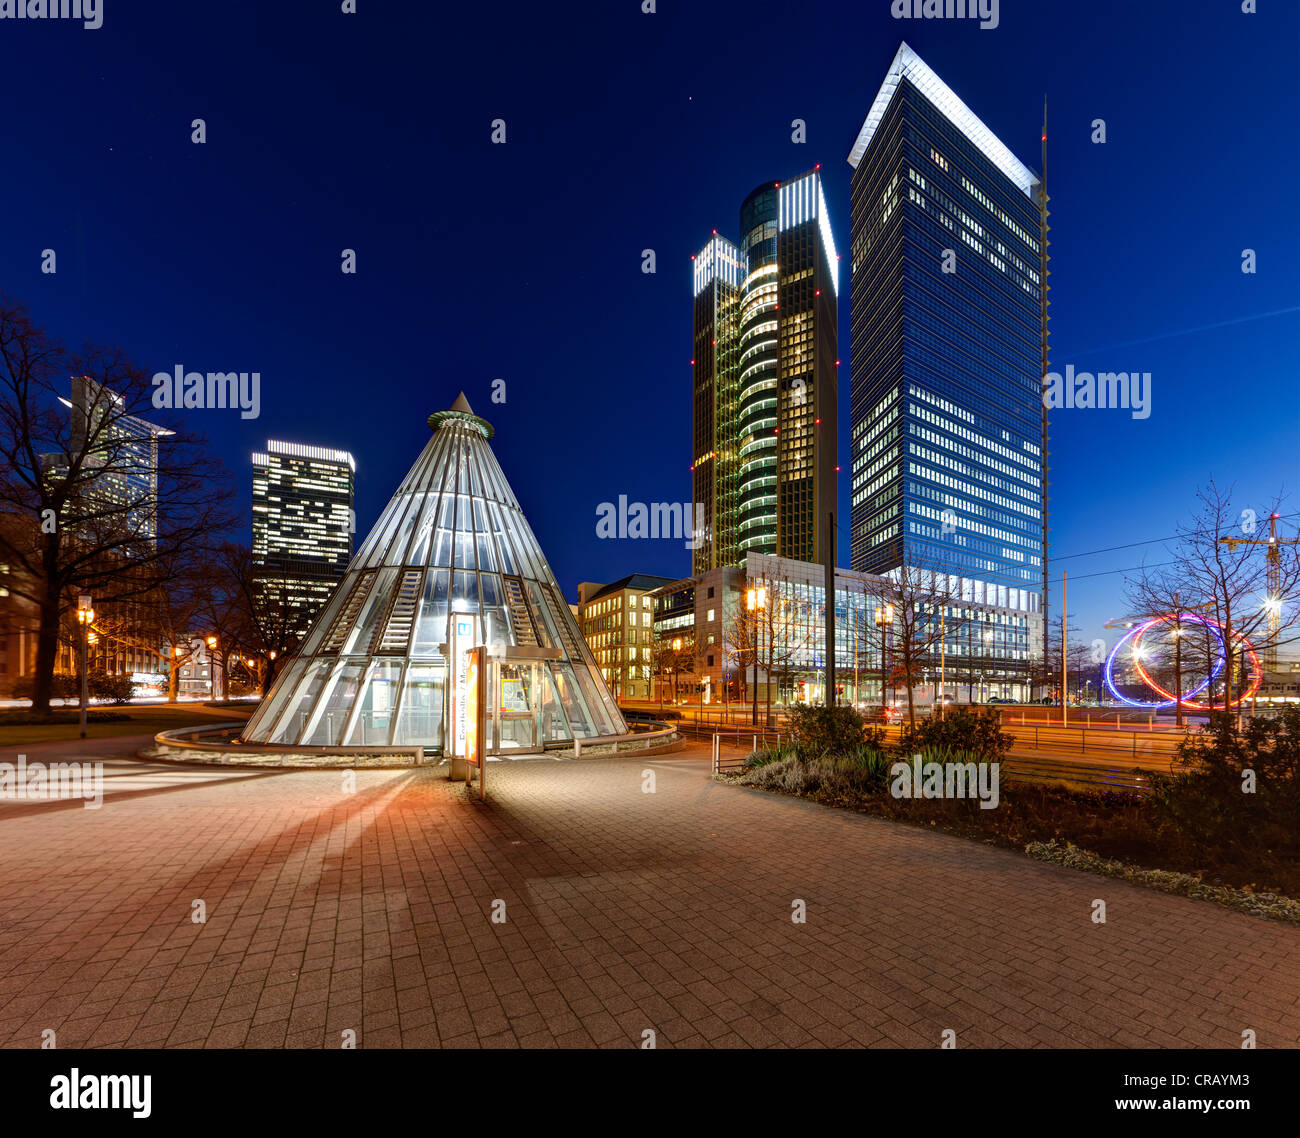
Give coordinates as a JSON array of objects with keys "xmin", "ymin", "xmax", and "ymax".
[{"xmin": 0, "ymin": 739, "xmax": 1296, "ymax": 1048}]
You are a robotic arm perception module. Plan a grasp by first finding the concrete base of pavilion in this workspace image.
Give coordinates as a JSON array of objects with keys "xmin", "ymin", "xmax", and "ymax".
[{"xmin": 141, "ymin": 722, "xmax": 681, "ymax": 769}]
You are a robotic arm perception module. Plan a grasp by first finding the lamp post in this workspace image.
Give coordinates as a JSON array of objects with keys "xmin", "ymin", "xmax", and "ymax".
[
  {"xmin": 747, "ymin": 586, "xmax": 766, "ymax": 727},
  {"xmin": 984, "ymin": 629, "xmax": 994, "ymax": 706},
  {"xmin": 205, "ymin": 636, "xmax": 221, "ymax": 701},
  {"xmin": 76, "ymin": 596, "xmax": 94, "ymax": 739},
  {"xmin": 874, "ymin": 604, "xmax": 893, "ymax": 711},
  {"xmin": 939, "ymin": 605, "xmax": 946, "ymax": 718}
]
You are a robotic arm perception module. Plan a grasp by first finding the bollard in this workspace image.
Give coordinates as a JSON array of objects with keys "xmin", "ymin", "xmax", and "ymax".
[
  {"xmin": 575, "ymin": 738, "xmax": 582, "ymax": 758},
  {"xmin": 753, "ymin": 734, "xmax": 757, "ymax": 754}
]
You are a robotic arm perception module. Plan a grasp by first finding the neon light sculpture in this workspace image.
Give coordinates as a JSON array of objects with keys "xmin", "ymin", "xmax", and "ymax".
[{"xmin": 1103, "ymin": 612, "xmax": 1262, "ymax": 709}]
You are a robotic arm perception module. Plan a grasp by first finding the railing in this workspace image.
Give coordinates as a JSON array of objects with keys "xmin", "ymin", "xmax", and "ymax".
[
  {"xmin": 1001, "ymin": 757, "xmax": 1157, "ymax": 794},
  {"xmin": 710, "ymin": 734, "xmax": 751, "ymax": 775}
]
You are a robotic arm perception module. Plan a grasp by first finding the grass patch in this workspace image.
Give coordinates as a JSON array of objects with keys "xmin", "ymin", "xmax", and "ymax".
[{"xmin": 0, "ymin": 703, "xmax": 252, "ymax": 747}]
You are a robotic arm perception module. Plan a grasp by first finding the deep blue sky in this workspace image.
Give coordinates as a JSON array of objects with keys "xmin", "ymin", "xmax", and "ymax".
[{"xmin": 2, "ymin": 0, "xmax": 1297, "ymax": 652}]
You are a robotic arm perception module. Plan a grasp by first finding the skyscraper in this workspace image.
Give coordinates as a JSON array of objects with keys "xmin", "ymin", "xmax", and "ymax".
[
  {"xmin": 56, "ymin": 376, "xmax": 173, "ymax": 547},
  {"xmin": 692, "ymin": 168, "xmax": 839, "ymax": 574},
  {"xmin": 252, "ymin": 439, "xmax": 356, "ymax": 640},
  {"xmin": 847, "ymin": 43, "xmax": 1044, "ymax": 639}
]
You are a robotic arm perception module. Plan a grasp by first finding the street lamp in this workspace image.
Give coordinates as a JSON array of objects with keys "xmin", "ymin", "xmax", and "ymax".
[
  {"xmin": 874, "ymin": 604, "xmax": 893, "ymax": 709},
  {"xmin": 76, "ymin": 596, "xmax": 94, "ymax": 739},
  {"xmin": 747, "ymin": 586, "xmax": 767, "ymax": 726},
  {"xmin": 206, "ymin": 636, "xmax": 222, "ymax": 700},
  {"xmin": 672, "ymin": 638, "xmax": 682, "ymax": 706}
]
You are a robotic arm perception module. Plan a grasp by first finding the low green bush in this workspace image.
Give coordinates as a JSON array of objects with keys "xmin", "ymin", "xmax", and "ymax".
[
  {"xmin": 1149, "ymin": 708, "xmax": 1300, "ymax": 861},
  {"xmin": 896, "ymin": 706, "xmax": 1011, "ymax": 760},
  {"xmin": 785, "ymin": 703, "xmax": 870, "ymax": 759}
]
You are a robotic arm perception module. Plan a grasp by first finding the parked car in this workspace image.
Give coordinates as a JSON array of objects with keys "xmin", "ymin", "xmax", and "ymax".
[
  {"xmin": 987, "ymin": 697, "xmax": 1020, "ymax": 705},
  {"xmin": 862, "ymin": 704, "xmax": 905, "ymax": 725}
]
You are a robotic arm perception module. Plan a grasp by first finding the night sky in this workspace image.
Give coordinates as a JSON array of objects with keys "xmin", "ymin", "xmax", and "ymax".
[{"xmin": 2, "ymin": 0, "xmax": 1297, "ymax": 651}]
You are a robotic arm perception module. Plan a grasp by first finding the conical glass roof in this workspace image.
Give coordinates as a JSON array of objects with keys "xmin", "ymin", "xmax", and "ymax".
[{"xmin": 242, "ymin": 395, "xmax": 627, "ymax": 749}]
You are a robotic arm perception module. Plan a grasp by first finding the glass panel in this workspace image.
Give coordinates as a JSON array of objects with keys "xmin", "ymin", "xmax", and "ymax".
[
  {"xmin": 479, "ymin": 607, "xmax": 508, "ymax": 648},
  {"xmin": 489, "ymin": 503, "xmax": 515, "ymax": 574},
  {"xmin": 523, "ymin": 578, "xmax": 558, "ymax": 648},
  {"xmin": 304, "ymin": 662, "xmax": 364, "ymax": 745},
  {"xmin": 495, "ymin": 663, "xmax": 535, "ymax": 752},
  {"xmin": 346, "ymin": 660, "xmax": 403, "ymax": 745},
  {"xmin": 549, "ymin": 662, "xmax": 595, "ymax": 738},
  {"xmin": 340, "ymin": 567, "xmax": 399, "ymax": 654},
  {"xmin": 476, "ymin": 533, "xmax": 497, "ymax": 573},
  {"xmin": 432, "ymin": 528, "xmax": 452, "ymax": 568},
  {"xmin": 454, "ymin": 530, "xmax": 474, "ymax": 570},
  {"xmin": 507, "ymin": 515, "xmax": 535, "ymax": 577},
  {"xmin": 298, "ymin": 576, "xmax": 351, "ymax": 656},
  {"xmin": 479, "ymin": 573, "xmax": 502, "ymax": 608},
  {"xmin": 365, "ymin": 499, "xmax": 405, "ymax": 569},
  {"xmin": 393, "ymin": 663, "xmax": 444, "ymax": 747},
  {"xmin": 268, "ymin": 659, "xmax": 333, "ymax": 744},
  {"xmin": 452, "ymin": 571, "xmax": 478, "ymax": 609},
  {"xmin": 573, "ymin": 662, "xmax": 618, "ymax": 736},
  {"xmin": 537, "ymin": 663, "xmax": 572, "ymax": 743},
  {"xmin": 431, "ymin": 569, "xmax": 450, "ymax": 603},
  {"xmin": 388, "ymin": 492, "xmax": 425, "ymax": 566},
  {"xmin": 414, "ymin": 491, "xmax": 444, "ymax": 565},
  {"xmin": 412, "ymin": 572, "xmax": 449, "ymax": 657},
  {"xmin": 244, "ymin": 658, "xmax": 307, "ymax": 739}
]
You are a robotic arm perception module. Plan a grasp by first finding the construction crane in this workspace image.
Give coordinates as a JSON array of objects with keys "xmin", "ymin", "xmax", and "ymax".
[{"xmin": 1220, "ymin": 513, "xmax": 1299, "ymax": 670}]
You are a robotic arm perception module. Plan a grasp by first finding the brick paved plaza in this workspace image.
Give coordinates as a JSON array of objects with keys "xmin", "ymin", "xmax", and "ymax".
[{"xmin": 1, "ymin": 736, "xmax": 1298, "ymax": 1049}]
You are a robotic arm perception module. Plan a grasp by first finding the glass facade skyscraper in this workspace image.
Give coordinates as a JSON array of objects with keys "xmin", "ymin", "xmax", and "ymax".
[
  {"xmin": 692, "ymin": 169, "xmax": 839, "ymax": 574},
  {"xmin": 847, "ymin": 44, "xmax": 1044, "ymax": 638},
  {"xmin": 252, "ymin": 439, "xmax": 356, "ymax": 640}
]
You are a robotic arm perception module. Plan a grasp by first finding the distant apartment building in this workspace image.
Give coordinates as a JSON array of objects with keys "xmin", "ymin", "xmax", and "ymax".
[
  {"xmin": 576, "ymin": 574, "xmax": 676, "ymax": 699},
  {"xmin": 847, "ymin": 43, "xmax": 1045, "ymax": 658},
  {"xmin": 252, "ymin": 440, "xmax": 356, "ymax": 643},
  {"xmin": 692, "ymin": 168, "xmax": 839, "ymax": 574}
]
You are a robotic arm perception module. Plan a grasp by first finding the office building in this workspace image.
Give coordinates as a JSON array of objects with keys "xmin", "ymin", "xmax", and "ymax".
[
  {"xmin": 252, "ymin": 439, "xmax": 356, "ymax": 642},
  {"xmin": 692, "ymin": 168, "xmax": 839, "ymax": 574},
  {"xmin": 576, "ymin": 573, "xmax": 677, "ymax": 699},
  {"xmin": 847, "ymin": 43, "xmax": 1044, "ymax": 654}
]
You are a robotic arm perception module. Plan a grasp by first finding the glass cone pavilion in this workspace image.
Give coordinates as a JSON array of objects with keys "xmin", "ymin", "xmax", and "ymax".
[{"xmin": 241, "ymin": 394, "xmax": 628, "ymax": 750}]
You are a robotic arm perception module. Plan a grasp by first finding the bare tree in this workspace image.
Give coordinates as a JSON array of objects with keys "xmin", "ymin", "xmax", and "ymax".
[
  {"xmin": 864, "ymin": 560, "xmax": 975, "ymax": 727},
  {"xmin": 1170, "ymin": 481, "xmax": 1300, "ymax": 711},
  {"xmin": 0, "ymin": 295, "xmax": 235, "ymax": 712},
  {"xmin": 213, "ymin": 544, "xmax": 304, "ymax": 695}
]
